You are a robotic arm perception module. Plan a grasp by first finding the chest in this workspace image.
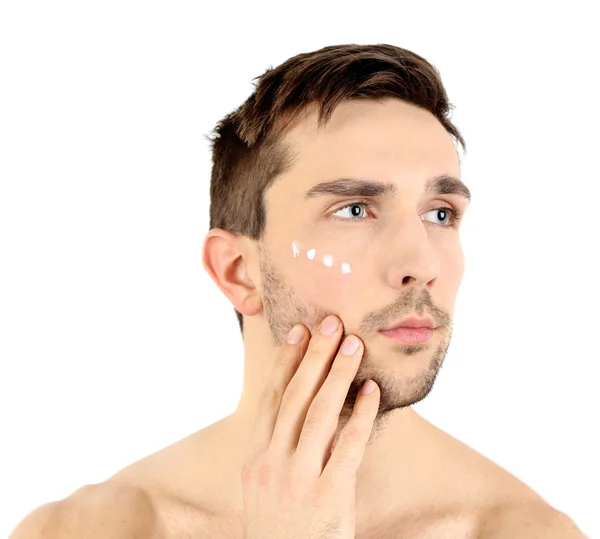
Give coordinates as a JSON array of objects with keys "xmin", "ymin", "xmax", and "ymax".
[
  {"xmin": 357, "ymin": 511, "xmax": 481, "ymax": 539},
  {"xmin": 157, "ymin": 504, "xmax": 481, "ymax": 539}
]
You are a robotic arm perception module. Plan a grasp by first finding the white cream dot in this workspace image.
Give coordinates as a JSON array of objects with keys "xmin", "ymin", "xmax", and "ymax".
[
  {"xmin": 307, "ymin": 248, "xmax": 316, "ymax": 260},
  {"xmin": 341, "ymin": 262, "xmax": 352, "ymax": 275},
  {"xmin": 323, "ymin": 254, "xmax": 334, "ymax": 267},
  {"xmin": 292, "ymin": 240, "xmax": 303, "ymax": 258}
]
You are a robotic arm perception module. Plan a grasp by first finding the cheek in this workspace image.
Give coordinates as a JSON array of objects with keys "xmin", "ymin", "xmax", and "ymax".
[
  {"xmin": 287, "ymin": 239, "xmax": 363, "ymax": 299},
  {"xmin": 293, "ymin": 240, "xmax": 352, "ymax": 274}
]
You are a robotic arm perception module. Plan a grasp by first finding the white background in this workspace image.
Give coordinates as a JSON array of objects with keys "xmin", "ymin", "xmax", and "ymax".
[{"xmin": 1, "ymin": 1, "xmax": 598, "ymax": 537}]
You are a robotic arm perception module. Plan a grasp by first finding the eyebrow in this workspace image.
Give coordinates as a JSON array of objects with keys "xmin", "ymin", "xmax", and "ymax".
[{"xmin": 303, "ymin": 174, "xmax": 471, "ymax": 203}]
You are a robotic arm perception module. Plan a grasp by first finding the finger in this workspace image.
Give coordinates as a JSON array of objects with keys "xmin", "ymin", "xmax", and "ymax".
[
  {"xmin": 293, "ymin": 334, "xmax": 364, "ymax": 474},
  {"xmin": 321, "ymin": 378, "xmax": 380, "ymax": 485},
  {"xmin": 246, "ymin": 323, "xmax": 310, "ymax": 458},
  {"xmin": 270, "ymin": 315, "xmax": 344, "ymax": 457}
]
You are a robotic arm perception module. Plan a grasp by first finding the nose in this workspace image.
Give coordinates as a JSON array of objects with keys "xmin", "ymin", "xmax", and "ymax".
[{"xmin": 383, "ymin": 214, "xmax": 440, "ymax": 291}]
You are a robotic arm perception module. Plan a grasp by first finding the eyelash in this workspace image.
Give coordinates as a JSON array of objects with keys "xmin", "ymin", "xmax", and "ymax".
[{"xmin": 330, "ymin": 200, "xmax": 463, "ymax": 228}]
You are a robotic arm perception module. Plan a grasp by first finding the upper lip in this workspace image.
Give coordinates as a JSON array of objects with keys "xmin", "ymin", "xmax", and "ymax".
[{"xmin": 380, "ymin": 316, "xmax": 436, "ymax": 331}]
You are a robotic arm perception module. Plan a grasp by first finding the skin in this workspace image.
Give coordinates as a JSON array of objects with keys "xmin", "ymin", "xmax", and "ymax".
[
  {"xmin": 201, "ymin": 98, "xmax": 475, "ymax": 529},
  {"xmin": 10, "ymin": 98, "xmax": 587, "ymax": 538},
  {"xmin": 194, "ymin": 98, "xmax": 580, "ymax": 535},
  {"xmin": 197, "ymin": 99, "xmax": 582, "ymax": 536},
  {"xmin": 217, "ymin": 98, "xmax": 467, "ymax": 462},
  {"xmin": 248, "ymin": 98, "xmax": 463, "ymax": 438}
]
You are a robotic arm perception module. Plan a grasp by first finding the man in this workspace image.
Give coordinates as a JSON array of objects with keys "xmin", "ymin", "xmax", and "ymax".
[{"xmin": 10, "ymin": 44, "xmax": 587, "ymax": 538}]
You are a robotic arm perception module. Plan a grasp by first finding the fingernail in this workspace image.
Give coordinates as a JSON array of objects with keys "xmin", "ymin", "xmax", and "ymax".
[
  {"xmin": 341, "ymin": 335, "xmax": 360, "ymax": 355},
  {"xmin": 286, "ymin": 325, "xmax": 304, "ymax": 344},
  {"xmin": 320, "ymin": 316, "xmax": 338, "ymax": 335},
  {"xmin": 359, "ymin": 380, "xmax": 376, "ymax": 395}
]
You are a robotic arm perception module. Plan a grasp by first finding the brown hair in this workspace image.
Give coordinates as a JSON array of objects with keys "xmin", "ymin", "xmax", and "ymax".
[{"xmin": 207, "ymin": 44, "xmax": 466, "ymax": 335}]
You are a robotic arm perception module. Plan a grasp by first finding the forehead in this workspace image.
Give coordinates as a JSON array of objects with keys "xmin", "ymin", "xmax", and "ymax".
[{"xmin": 277, "ymin": 98, "xmax": 460, "ymax": 188}]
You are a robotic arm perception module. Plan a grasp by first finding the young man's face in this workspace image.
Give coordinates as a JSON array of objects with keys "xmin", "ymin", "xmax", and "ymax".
[{"xmin": 257, "ymin": 97, "xmax": 470, "ymax": 411}]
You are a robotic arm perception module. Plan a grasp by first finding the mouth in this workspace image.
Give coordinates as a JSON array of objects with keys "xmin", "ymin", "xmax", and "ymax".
[
  {"xmin": 378, "ymin": 326, "xmax": 434, "ymax": 344},
  {"xmin": 381, "ymin": 316, "xmax": 435, "ymax": 330},
  {"xmin": 378, "ymin": 316, "xmax": 436, "ymax": 345}
]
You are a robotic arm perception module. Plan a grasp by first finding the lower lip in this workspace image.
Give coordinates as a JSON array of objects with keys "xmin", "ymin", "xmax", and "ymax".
[{"xmin": 379, "ymin": 327, "xmax": 434, "ymax": 344}]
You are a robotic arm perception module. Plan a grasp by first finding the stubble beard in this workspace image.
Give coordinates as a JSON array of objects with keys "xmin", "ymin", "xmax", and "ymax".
[{"xmin": 258, "ymin": 246, "xmax": 453, "ymax": 439}]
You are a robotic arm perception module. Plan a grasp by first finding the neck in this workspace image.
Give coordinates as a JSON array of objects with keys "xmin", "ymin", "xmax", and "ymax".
[
  {"xmin": 220, "ymin": 399, "xmax": 444, "ymax": 525},
  {"xmin": 215, "ymin": 319, "xmax": 462, "ymax": 524},
  {"xmin": 225, "ymin": 319, "xmax": 441, "ymax": 514}
]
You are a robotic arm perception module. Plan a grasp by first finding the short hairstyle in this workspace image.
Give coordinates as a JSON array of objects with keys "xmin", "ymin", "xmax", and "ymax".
[{"xmin": 207, "ymin": 44, "xmax": 466, "ymax": 335}]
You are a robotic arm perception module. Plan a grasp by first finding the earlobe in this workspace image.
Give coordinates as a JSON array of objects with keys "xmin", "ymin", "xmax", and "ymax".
[{"xmin": 202, "ymin": 229, "xmax": 263, "ymax": 317}]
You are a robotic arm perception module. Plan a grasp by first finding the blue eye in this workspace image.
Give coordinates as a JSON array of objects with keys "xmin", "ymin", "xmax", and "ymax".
[
  {"xmin": 332, "ymin": 203, "xmax": 368, "ymax": 219},
  {"xmin": 422, "ymin": 208, "xmax": 454, "ymax": 227},
  {"xmin": 331, "ymin": 201, "xmax": 463, "ymax": 228}
]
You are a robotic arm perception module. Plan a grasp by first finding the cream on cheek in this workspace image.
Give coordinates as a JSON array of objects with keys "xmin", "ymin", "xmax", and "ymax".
[{"xmin": 291, "ymin": 240, "xmax": 353, "ymax": 276}]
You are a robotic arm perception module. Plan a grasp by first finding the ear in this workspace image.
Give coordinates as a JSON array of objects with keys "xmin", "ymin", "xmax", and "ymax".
[{"xmin": 202, "ymin": 229, "xmax": 263, "ymax": 318}]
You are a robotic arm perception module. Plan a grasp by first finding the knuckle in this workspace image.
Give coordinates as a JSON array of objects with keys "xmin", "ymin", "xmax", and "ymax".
[
  {"xmin": 302, "ymin": 407, "xmax": 322, "ymax": 435},
  {"xmin": 307, "ymin": 336, "xmax": 334, "ymax": 357},
  {"xmin": 319, "ymin": 373, "xmax": 348, "ymax": 402},
  {"xmin": 255, "ymin": 459, "xmax": 278, "ymax": 489},
  {"xmin": 302, "ymin": 399, "xmax": 337, "ymax": 437},
  {"xmin": 280, "ymin": 381, "xmax": 301, "ymax": 410},
  {"xmin": 329, "ymin": 360, "xmax": 353, "ymax": 380},
  {"xmin": 340, "ymin": 423, "xmax": 363, "ymax": 445},
  {"xmin": 240, "ymin": 458, "xmax": 255, "ymax": 485},
  {"xmin": 306, "ymin": 393, "xmax": 330, "ymax": 423}
]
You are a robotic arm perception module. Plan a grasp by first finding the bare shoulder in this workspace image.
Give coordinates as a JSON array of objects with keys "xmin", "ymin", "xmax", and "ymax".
[
  {"xmin": 420, "ymin": 422, "xmax": 588, "ymax": 538},
  {"xmin": 9, "ymin": 482, "xmax": 163, "ymax": 539},
  {"xmin": 479, "ymin": 500, "xmax": 588, "ymax": 538}
]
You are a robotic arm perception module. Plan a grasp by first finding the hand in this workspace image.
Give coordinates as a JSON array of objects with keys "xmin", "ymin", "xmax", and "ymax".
[{"xmin": 241, "ymin": 315, "xmax": 380, "ymax": 539}]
